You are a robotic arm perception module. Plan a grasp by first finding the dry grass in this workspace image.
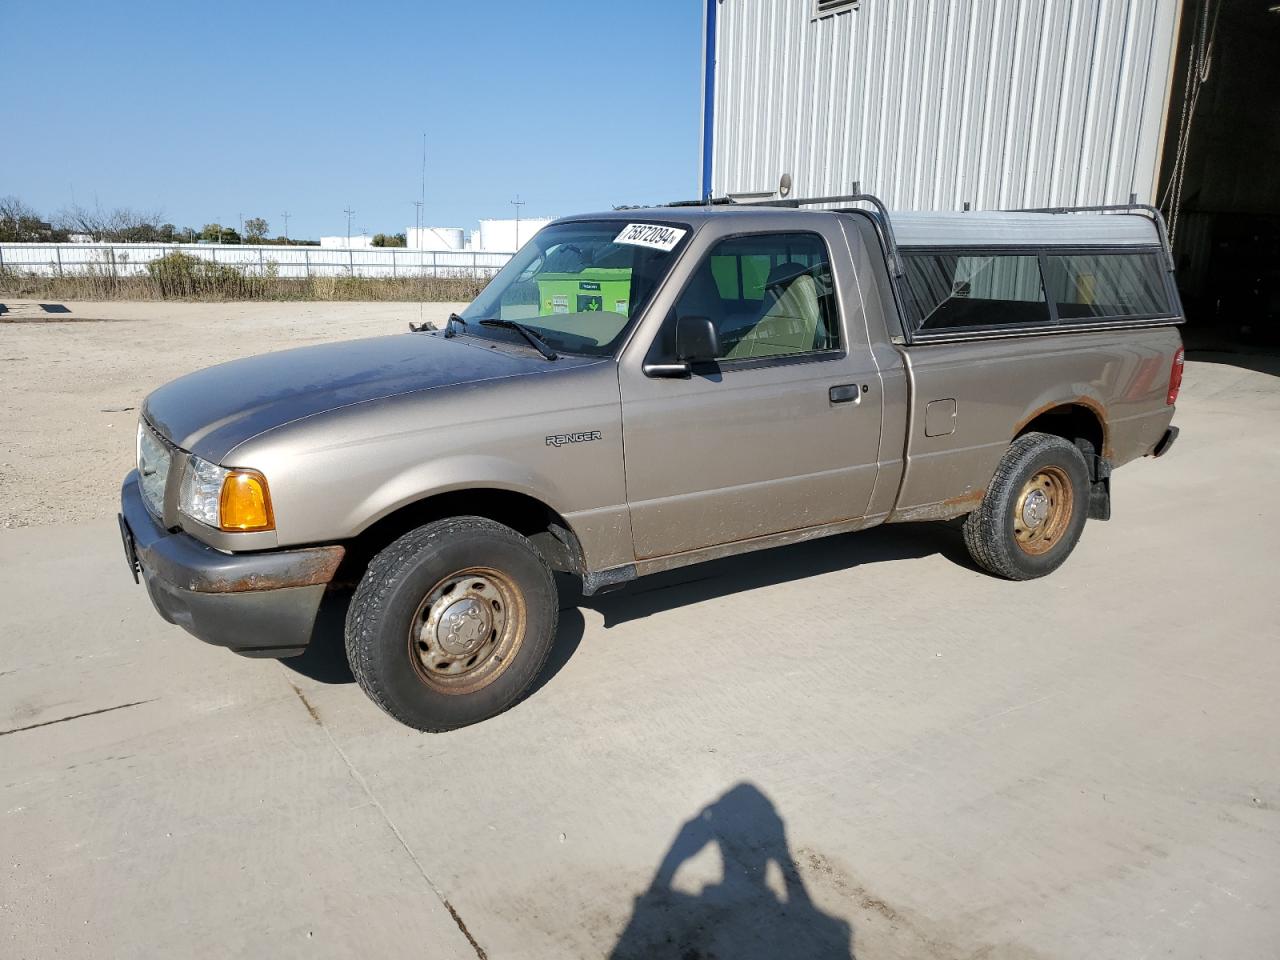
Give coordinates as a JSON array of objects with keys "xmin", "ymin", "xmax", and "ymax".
[{"xmin": 0, "ymin": 265, "xmax": 488, "ymax": 303}]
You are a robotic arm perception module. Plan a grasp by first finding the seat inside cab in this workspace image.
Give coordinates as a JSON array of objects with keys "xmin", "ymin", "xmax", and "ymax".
[{"xmin": 674, "ymin": 233, "xmax": 840, "ymax": 360}]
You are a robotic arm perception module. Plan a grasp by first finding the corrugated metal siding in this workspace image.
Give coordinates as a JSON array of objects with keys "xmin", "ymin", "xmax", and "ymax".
[{"xmin": 711, "ymin": 0, "xmax": 1182, "ymax": 210}]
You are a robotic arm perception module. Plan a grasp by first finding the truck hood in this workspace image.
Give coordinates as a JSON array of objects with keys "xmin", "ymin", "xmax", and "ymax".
[{"xmin": 143, "ymin": 332, "xmax": 592, "ymax": 462}]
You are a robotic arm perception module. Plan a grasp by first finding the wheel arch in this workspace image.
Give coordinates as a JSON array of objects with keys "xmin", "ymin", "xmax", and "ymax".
[
  {"xmin": 336, "ymin": 485, "xmax": 586, "ymax": 588},
  {"xmin": 1014, "ymin": 397, "xmax": 1110, "ymax": 464}
]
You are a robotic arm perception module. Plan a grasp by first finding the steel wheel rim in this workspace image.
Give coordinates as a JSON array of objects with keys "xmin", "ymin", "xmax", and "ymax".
[
  {"xmin": 1013, "ymin": 465, "xmax": 1073, "ymax": 556},
  {"xmin": 408, "ymin": 566, "xmax": 525, "ymax": 695}
]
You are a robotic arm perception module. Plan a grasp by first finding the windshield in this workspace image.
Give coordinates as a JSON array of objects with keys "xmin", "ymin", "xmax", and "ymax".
[{"xmin": 458, "ymin": 219, "xmax": 690, "ymax": 357}]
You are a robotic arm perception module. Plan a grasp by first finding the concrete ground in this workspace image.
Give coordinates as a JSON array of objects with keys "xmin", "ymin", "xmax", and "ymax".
[{"xmin": 1, "ymin": 300, "xmax": 1278, "ymax": 959}]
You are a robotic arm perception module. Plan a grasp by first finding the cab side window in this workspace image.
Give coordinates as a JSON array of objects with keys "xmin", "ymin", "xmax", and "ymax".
[{"xmin": 674, "ymin": 233, "xmax": 841, "ymax": 360}]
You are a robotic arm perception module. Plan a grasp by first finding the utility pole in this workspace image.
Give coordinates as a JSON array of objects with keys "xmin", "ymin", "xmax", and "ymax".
[
  {"xmin": 344, "ymin": 207, "xmax": 355, "ymax": 246},
  {"xmin": 281, "ymin": 211, "xmax": 290, "ymax": 243},
  {"xmin": 511, "ymin": 194, "xmax": 526, "ymax": 249}
]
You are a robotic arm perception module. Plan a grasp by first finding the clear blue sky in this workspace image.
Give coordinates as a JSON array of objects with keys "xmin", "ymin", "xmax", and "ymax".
[{"xmin": 0, "ymin": 0, "xmax": 703, "ymax": 239}]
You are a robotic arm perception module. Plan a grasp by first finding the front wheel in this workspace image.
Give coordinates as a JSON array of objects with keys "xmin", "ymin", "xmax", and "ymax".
[
  {"xmin": 963, "ymin": 433, "xmax": 1091, "ymax": 580},
  {"xmin": 345, "ymin": 516, "xmax": 558, "ymax": 731}
]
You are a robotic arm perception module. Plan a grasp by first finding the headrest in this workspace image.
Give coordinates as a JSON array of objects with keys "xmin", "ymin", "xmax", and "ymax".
[{"xmin": 766, "ymin": 261, "xmax": 810, "ymax": 289}]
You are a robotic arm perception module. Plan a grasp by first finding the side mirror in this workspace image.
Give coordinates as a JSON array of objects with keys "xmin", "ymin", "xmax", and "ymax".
[
  {"xmin": 674, "ymin": 315, "xmax": 721, "ymax": 364},
  {"xmin": 642, "ymin": 315, "xmax": 722, "ymax": 379}
]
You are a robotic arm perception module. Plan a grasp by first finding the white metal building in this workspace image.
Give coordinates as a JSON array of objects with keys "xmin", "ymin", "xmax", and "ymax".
[{"xmin": 704, "ymin": 0, "xmax": 1182, "ymax": 209}]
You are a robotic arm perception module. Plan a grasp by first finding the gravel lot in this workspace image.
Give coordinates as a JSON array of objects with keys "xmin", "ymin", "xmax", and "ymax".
[
  {"xmin": 1, "ymin": 300, "xmax": 1278, "ymax": 959},
  {"xmin": 0, "ymin": 300, "xmax": 462, "ymax": 528}
]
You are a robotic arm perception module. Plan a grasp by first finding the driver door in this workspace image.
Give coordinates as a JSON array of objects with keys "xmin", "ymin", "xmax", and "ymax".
[{"xmin": 619, "ymin": 227, "xmax": 884, "ymax": 560}]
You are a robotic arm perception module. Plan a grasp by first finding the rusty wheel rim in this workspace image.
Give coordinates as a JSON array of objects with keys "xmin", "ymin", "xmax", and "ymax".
[
  {"xmin": 407, "ymin": 567, "xmax": 525, "ymax": 695},
  {"xmin": 1013, "ymin": 466, "xmax": 1073, "ymax": 556}
]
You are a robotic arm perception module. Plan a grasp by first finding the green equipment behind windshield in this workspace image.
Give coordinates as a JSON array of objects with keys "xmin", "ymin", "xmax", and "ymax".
[
  {"xmin": 459, "ymin": 220, "xmax": 690, "ymax": 357},
  {"xmin": 534, "ymin": 268, "xmax": 632, "ymax": 319}
]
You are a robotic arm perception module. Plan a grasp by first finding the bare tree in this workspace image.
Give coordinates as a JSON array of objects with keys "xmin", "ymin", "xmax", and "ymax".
[
  {"xmin": 0, "ymin": 195, "xmax": 59, "ymax": 242},
  {"xmin": 0, "ymin": 195, "xmax": 38, "ymax": 223},
  {"xmin": 57, "ymin": 202, "xmax": 167, "ymax": 242}
]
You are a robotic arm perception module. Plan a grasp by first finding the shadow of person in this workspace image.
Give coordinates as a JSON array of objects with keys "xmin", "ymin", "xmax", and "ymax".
[{"xmin": 611, "ymin": 783, "xmax": 853, "ymax": 960}]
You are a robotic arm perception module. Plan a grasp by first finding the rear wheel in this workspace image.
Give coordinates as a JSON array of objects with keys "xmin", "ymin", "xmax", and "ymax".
[
  {"xmin": 963, "ymin": 433, "xmax": 1090, "ymax": 580},
  {"xmin": 345, "ymin": 516, "xmax": 558, "ymax": 731}
]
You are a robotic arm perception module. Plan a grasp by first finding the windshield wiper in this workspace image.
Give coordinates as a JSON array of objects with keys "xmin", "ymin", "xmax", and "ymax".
[
  {"xmin": 443, "ymin": 312, "xmax": 469, "ymax": 338},
  {"xmin": 478, "ymin": 319, "xmax": 558, "ymax": 360}
]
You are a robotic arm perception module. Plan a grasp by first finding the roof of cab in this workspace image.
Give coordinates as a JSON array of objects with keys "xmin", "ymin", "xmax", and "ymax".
[{"xmin": 558, "ymin": 205, "xmax": 1162, "ymax": 248}]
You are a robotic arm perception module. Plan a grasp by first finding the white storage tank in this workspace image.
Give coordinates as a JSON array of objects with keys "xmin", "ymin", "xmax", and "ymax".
[
  {"xmin": 319, "ymin": 234, "xmax": 373, "ymax": 249},
  {"xmin": 477, "ymin": 217, "xmax": 554, "ymax": 253},
  {"xmin": 409, "ymin": 226, "xmax": 465, "ymax": 251}
]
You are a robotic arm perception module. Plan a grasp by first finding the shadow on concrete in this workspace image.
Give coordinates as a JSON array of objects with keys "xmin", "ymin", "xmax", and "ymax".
[
  {"xmin": 281, "ymin": 588, "xmax": 356, "ymax": 684},
  {"xmin": 611, "ymin": 782, "xmax": 854, "ymax": 960},
  {"xmin": 574, "ymin": 520, "xmax": 969, "ymax": 629},
  {"xmin": 1186, "ymin": 348, "xmax": 1280, "ymax": 378},
  {"xmin": 280, "ymin": 521, "xmax": 966, "ymax": 694}
]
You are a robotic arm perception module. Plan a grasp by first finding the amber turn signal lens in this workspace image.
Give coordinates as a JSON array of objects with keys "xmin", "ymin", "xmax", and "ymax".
[{"xmin": 219, "ymin": 470, "xmax": 274, "ymax": 531}]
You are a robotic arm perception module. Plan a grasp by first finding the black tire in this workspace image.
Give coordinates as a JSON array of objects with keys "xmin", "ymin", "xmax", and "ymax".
[
  {"xmin": 963, "ymin": 432, "xmax": 1090, "ymax": 581},
  {"xmin": 345, "ymin": 516, "xmax": 558, "ymax": 731}
]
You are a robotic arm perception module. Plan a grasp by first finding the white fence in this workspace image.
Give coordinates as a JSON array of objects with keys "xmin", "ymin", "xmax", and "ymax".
[{"xmin": 0, "ymin": 243, "xmax": 516, "ymax": 279}]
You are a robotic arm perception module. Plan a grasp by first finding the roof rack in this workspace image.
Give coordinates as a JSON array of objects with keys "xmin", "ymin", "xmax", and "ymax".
[
  {"xmin": 666, "ymin": 196, "xmax": 737, "ymax": 207},
  {"xmin": 668, "ymin": 189, "xmax": 905, "ymax": 277},
  {"xmin": 1006, "ymin": 200, "xmax": 1175, "ymax": 270}
]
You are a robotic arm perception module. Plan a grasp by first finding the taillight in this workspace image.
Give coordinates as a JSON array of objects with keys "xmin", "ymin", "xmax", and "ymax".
[{"xmin": 1167, "ymin": 346, "xmax": 1185, "ymax": 406}]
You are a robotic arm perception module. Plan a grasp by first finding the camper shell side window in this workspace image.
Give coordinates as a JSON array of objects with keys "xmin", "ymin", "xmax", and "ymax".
[{"xmin": 900, "ymin": 244, "xmax": 1179, "ymax": 339}]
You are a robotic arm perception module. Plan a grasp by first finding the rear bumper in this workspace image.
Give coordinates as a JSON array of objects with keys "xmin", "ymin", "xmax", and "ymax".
[
  {"xmin": 119, "ymin": 472, "xmax": 344, "ymax": 657},
  {"xmin": 1152, "ymin": 425, "xmax": 1179, "ymax": 458}
]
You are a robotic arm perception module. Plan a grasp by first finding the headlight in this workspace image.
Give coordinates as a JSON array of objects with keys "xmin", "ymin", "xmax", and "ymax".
[
  {"xmin": 179, "ymin": 457, "xmax": 275, "ymax": 532},
  {"xmin": 136, "ymin": 420, "xmax": 172, "ymax": 519}
]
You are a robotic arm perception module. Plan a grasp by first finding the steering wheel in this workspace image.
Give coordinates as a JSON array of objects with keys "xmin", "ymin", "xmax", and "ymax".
[{"xmin": 516, "ymin": 252, "xmax": 545, "ymax": 281}]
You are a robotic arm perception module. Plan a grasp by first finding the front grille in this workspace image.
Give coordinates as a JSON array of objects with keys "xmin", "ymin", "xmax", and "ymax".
[{"xmin": 137, "ymin": 420, "xmax": 173, "ymax": 519}]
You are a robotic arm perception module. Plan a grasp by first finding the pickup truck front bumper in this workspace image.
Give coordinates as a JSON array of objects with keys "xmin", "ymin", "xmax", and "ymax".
[{"xmin": 119, "ymin": 472, "xmax": 344, "ymax": 658}]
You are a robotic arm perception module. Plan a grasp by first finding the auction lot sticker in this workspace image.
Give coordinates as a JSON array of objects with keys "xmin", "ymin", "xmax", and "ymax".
[{"xmin": 614, "ymin": 223, "xmax": 687, "ymax": 252}]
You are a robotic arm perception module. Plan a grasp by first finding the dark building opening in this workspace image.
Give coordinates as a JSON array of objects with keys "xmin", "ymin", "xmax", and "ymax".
[{"xmin": 1159, "ymin": 0, "xmax": 1280, "ymax": 349}]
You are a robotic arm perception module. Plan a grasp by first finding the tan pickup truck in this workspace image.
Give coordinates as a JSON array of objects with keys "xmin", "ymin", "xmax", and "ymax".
[{"xmin": 119, "ymin": 195, "xmax": 1183, "ymax": 730}]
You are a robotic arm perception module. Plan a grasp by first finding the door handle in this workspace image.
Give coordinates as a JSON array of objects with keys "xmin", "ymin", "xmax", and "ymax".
[{"xmin": 829, "ymin": 383, "xmax": 862, "ymax": 405}]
